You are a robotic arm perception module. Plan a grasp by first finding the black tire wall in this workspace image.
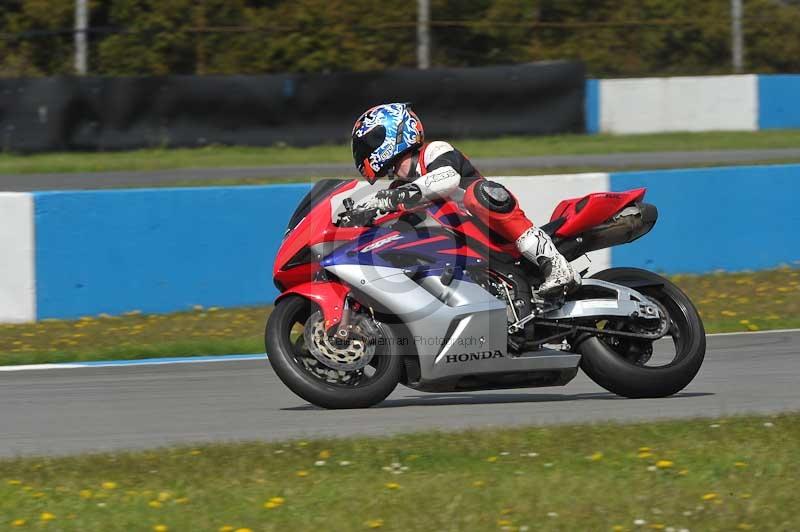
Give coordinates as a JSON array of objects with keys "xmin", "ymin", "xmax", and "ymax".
[{"xmin": 0, "ymin": 61, "xmax": 585, "ymax": 153}]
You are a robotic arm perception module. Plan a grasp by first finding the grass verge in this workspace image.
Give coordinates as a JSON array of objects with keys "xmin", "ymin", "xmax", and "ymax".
[
  {"xmin": 0, "ymin": 268, "xmax": 797, "ymax": 366},
  {"xmin": 0, "ymin": 413, "xmax": 796, "ymax": 531},
  {"xmin": 0, "ymin": 268, "xmax": 800, "ymax": 365},
  {"xmin": 3, "ymin": 130, "xmax": 800, "ymax": 175}
]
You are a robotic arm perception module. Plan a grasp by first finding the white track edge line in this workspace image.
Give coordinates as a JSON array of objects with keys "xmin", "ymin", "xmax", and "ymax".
[{"xmin": 1, "ymin": 328, "xmax": 798, "ymax": 372}]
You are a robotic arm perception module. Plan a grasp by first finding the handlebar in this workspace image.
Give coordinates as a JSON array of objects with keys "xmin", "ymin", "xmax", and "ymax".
[{"xmin": 336, "ymin": 207, "xmax": 380, "ymax": 227}]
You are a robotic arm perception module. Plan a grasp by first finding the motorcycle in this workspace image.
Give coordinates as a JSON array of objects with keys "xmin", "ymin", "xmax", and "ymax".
[{"xmin": 266, "ymin": 179, "xmax": 705, "ymax": 409}]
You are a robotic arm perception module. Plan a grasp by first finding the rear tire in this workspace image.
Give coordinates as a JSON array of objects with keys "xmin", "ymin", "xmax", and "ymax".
[
  {"xmin": 266, "ymin": 295, "xmax": 403, "ymax": 409},
  {"xmin": 578, "ymin": 268, "xmax": 706, "ymax": 398}
]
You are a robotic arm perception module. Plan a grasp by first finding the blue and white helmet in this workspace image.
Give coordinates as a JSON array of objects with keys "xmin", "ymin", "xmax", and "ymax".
[{"xmin": 351, "ymin": 103, "xmax": 425, "ymax": 183}]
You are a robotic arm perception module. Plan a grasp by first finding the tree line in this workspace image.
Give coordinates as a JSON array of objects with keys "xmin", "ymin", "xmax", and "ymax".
[{"xmin": 1, "ymin": 0, "xmax": 799, "ymax": 78}]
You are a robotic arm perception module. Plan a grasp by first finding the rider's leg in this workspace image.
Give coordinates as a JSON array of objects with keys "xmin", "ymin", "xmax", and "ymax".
[{"xmin": 463, "ymin": 180, "xmax": 580, "ymax": 295}]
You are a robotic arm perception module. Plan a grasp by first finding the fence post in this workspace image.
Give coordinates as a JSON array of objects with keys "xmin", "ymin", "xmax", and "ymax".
[
  {"xmin": 731, "ymin": 0, "xmax": 744, "ymax": 73},
  {"xmin": 74, "ymin": 0, "xmax": 88, "ymax": 75},
  {"xmin": 417, "ymin": 0, "xmax": 430, "ymax": 70}
]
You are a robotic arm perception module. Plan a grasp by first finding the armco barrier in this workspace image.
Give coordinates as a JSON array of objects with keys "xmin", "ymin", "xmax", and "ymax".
[{"xmin": 1, "ymin": 165, "xmax": 799, "ymax": 323}]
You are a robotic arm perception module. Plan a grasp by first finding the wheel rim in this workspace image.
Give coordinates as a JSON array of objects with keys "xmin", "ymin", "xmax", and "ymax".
[
  {"xmin": 600, "ymin": 286, "xmax": 693, "ymax": 369},
  {"xmin": 282, "ymin": 303, "xmax": 393, "ymax": 388}
]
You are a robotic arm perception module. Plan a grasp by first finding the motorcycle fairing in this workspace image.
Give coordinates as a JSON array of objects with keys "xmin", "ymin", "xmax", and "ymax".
[
  {"xmin": 321, "ymin": 223, "xmax": 485, "ymax": 282},
  {"xmin": 323, "ymin": 263, "xmax": 582, "ymax": 385},
  {"xmin": 550, "ymin": 188, "xmax": 646, "ymax": 238},
  {"xmin": 275, "ymin": 280, "xmax": 349, "ymax": 329}
]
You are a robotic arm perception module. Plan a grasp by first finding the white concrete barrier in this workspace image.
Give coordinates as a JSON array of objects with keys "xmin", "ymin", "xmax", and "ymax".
[
  {"xmin": 494, "ymin": 173, "xmax": 612, "ymax": 274},
  {"xmin": 599, "ymin": 75, "xmax": 758, "ymax": 134},
  {"xmin": 0, "ymin": 193, "xmax": 36, "ymax": 323}
]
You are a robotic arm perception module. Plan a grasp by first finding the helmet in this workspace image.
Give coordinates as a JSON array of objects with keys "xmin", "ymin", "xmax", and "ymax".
[{"xmin": 351, "ymin": 103, "xmax": 425, "ymax": 184}]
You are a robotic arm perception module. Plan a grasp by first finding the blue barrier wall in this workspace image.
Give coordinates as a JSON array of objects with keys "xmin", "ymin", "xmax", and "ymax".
[
  {"xmin": 758, "ymin": 75, "xmax": 800, "ymax": 130},
  {"xmin": 610, "ymin": 164, "xmax": 800, "ymax": 273},
  {"xmin": 34, "ymin": 184, "xmax": 312, "ymax": 319},
  {"xmin": 585, "ymin": 79, "xmax": 600, "ymax": 134}
]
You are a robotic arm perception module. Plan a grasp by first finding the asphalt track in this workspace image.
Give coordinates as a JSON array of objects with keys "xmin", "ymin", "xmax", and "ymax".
[
  {"xmin": 1, "ymin": 330, "xmax": 798, "ymax": 458},
  {"xmin": 4, "ymin": 148, "xmax": 800, "ymax": 191}
]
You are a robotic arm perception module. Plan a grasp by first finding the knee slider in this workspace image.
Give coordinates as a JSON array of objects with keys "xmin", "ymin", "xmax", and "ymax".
[{"xmin": 473, "ymin": 180, "xmax": 516, "ymax": 213}]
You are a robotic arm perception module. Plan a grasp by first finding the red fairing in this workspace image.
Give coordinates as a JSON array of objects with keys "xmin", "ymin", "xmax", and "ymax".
[
  {"xmin": 550, "ymin": 188, "xmax": 646, "ymax": 238},
  {"xmin": 273, "ymin": 180, "xmax": 368, "ymax": 289},
  {"xmin": 277, "ymin": 281, "xmax": 349, "ymax": 329}
]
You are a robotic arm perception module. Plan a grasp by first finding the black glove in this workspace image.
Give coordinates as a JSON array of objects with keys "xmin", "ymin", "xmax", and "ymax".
[{"xmin": 374, "ymin": 184, "xmax": 422, "ymax": 212}]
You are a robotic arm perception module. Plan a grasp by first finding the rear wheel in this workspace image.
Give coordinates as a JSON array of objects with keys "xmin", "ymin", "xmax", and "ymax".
[
  {"xmin": 265, "ymin": 295, "xmax": 403, "ymax": 409},
  {"xmin": 577, "ymin": 268, "xmax": 706, "ymax": 398}
]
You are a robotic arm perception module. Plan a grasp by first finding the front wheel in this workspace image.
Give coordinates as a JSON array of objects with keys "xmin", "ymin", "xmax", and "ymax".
[
  {"xmin": 265, "ymin": 295, "xmax": 403, "ymax": 409},
  {"xmin": 577, "ymin": 268, "xmax": 706, "ymax": 398}
]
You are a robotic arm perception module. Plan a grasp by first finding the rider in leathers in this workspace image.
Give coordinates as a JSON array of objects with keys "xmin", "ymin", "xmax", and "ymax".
[{"xmin": 351, "ymin": 103, "xmax": 580, "ymax": 296}]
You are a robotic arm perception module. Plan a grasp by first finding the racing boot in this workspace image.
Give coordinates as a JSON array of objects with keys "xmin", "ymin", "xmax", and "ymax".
[{"xmin": 516, "ymin": 226, "xmax": 581, "ymax": 297}]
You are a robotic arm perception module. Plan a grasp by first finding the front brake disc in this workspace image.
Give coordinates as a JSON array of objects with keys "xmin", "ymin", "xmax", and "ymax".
[{"xmin": 303, "ymin": 311, "xmax": 377, "ymax": 371}]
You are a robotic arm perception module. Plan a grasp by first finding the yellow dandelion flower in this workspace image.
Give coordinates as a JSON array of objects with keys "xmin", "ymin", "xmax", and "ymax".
[
  {"xmin": 11, "ymin": 519, "xmax": 27, "ymax": 527},
  {"xmin": 655, "ymin": 460, "xmax": 673, "ymax": 469},
  {"xmin": 734, "ymin": 461, "xmax": 748, "ymax": 468},
  {"xmin": 101, "ymin": 481, "xmax": 117, "ymax": 490},
  {"xmin": 189, "ymin": 450, "xmax": 202, "ymax": 456},
  {"xmin": 384, "ymin": 482, "xmax": 401, "ymax": 490},
  {"xmin": 737, "ymin": 524, "xmax": 753, "ymax": 530},
  {"xmin": 588, "ymin": 452, "xmax": 604, "ymax": 461},
  {"xmin": 500, "ymin": 508, "xmax": 514, "ymax": 515},
  {"xmin": 149, "ymin": 500, "xmax": 163, "ymax": 508},
  {"xmin": 638, "ymin": 452, "xmax": 653, "ymax": 459},
  {"xmin": 32, "ymin": 492, "xmax": 45, "ymax": 498},
  {"xmin": 297, "ymin": 441, "xmax": 309, "ymax": 447},
  {"xmin": 264, "ymin": 497, "xmax": 285, "ymax": 509},
  {"xmin": 638, "ymin": 447, "xmax": 652, "ymax": 452},
  {"xmin": 497, "ymin": 519, "xmax": 513, "ymax": 526},
  {"xmin": 365, "ymin": 518, "xmax": 384, "ymax": 528},
  {"xmin": 153, "ymin": 526, "xmax": 169, "ymax": 532},
  {"xmin": 318, "ymin": 449, "xmax": 332, "ymax": 459},
  {"xmin": 486, "ymin": 456, "xmax": 498, "ymax": 463},
  {"xmin": 702, "ymin": 493, "xmax": 718, "ymax": 501},
  {"xmin": 296, "ymin": 470, "xmax": 310, "ymax": 477},
  {"xmin": 218, "ymin": 527, "xmax": 234, "ymax": 532},
  {"xmin": 612, "ymin": 526, "xmax": 625, "ymax": 532},
  {"xmin": 720, "ymin": 310, "xmax": 737, "ymax": 317},
  {"xmin": 157, "ymin": 491, "xmax": 171, "ymax": 502},
  {"xmin": 649, "ymin": 525, "xmax": 665, "ymax": 530},
  {"xmin": 79, "ymin": 489, "xmax": 93, "ymax": 499},
  {"xmin": 40, "ymin": 512, "xmax": 56, "ymax": 522},
  {"xmin": 739, "ymin": 493, "xmax": 752, "ymax": 499},
  {"xmin": 6, "ymin": 479, "xmax": 22, "ymax": 486},
  {"xmin": 234, "ymin": 529, "xmax": 253, "ymax": 532},
  {"xmin": 175, "ymin": 497, "xmax": 190, "ymax": 504},
  {"xmin": 472, "ymin": 480, "xmax": 485, "ymax": 488},
  {"xmin": 678, "ymin": 469, "xmax": 689, "ymax": 476}
]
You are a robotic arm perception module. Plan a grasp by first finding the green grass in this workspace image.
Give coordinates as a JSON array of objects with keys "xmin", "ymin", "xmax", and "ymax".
[
  {"xmin": 3, "ymin": 130, "xmax": 800, "ymax": 176},
  {"xmin": 0, "ymin": 413, "xmax": 796, "ymax": 531},
  {"xmin": 0, "ymin": 268, "xmax": 798, "ymax": 366}
]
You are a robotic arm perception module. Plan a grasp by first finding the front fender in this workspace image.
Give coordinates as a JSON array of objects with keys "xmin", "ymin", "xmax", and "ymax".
[{"xmin": 275, "ymin": 281, "xmax": 349, "ymax": 328}]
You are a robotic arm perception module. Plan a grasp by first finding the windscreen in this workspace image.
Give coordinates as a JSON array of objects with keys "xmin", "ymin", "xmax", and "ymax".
[{"xmin": 284, "ymin": 179, "xmax": 351, "ymax": 235}]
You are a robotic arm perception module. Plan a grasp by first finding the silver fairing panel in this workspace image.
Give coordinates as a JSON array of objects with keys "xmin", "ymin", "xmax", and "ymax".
[{"xmin": 324, "ymin": 264, "xmax": 580, "ymax": 383}]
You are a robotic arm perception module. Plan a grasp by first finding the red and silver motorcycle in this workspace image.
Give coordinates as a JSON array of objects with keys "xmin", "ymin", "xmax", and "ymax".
[{"xmin": 266, "ymin": 179, "xmax": 705, "ymax": 409}]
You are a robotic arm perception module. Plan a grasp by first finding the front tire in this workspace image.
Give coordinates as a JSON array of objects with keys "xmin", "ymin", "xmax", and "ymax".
[
  {"xmin": 265, "ymin": 295, "xmax": 403, "ymax": 409},
  {"xmin": 578, "ymin": 268, "xmax": 706, "ymax": 398}
]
